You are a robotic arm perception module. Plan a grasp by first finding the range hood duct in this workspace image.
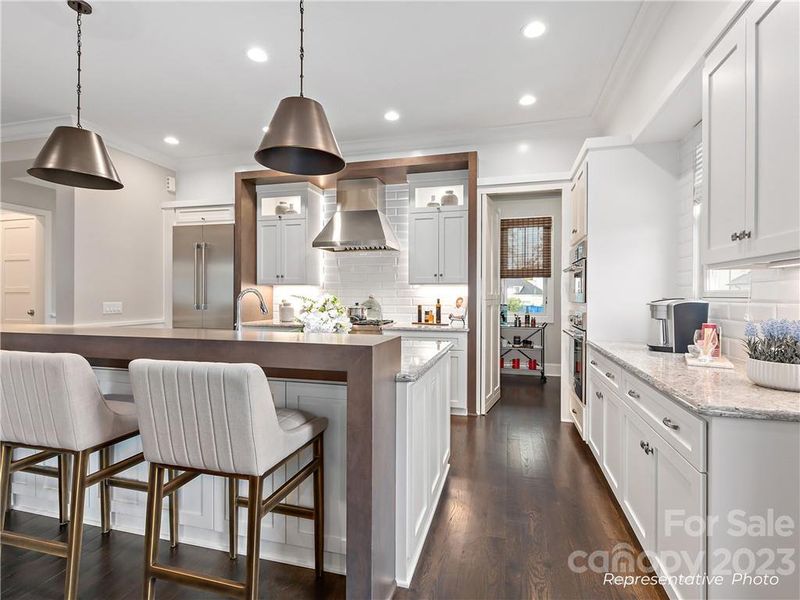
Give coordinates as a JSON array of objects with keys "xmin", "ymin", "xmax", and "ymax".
[{"xmin": 312, "ymin": 178, "xmax": 401, "ymax": 252}]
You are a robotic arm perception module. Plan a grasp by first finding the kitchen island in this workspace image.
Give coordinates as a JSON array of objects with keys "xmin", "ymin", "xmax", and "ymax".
[{"xmin": 0, "ymin": 325, "xmax": 402, "ymax": 600}]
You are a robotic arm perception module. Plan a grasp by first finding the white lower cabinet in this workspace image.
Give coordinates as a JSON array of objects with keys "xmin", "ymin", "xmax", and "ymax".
[
  {"xmin": 395, "ymin": 352, "xmax": 451, "ymax": 587},
  {"xmin": 587, "ymin": 350, "xmax": 707, "ymax": 600}
]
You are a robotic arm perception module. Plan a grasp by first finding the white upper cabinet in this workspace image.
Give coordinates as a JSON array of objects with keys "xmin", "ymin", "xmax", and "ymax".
[
  {"xmin": 256, "ymin": 183, "xmax": 323, "ymax": 285},
  {"xmin": 746, "ymin": 0, "xmax": 800, "ymax": 259},
  {"xmin": 569, "ymin": 164, "xmax": 587, "ymax": 246},
  {"xmin": 409, "ymin": 209, "xmax": 468, "ymax": 284},
  {"xmin": 702, "ymin": 0, "xmax": 799, "ymax": 267}
]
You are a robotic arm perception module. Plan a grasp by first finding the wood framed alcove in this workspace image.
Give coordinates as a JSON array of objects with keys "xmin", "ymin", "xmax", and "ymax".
[{"xmin": 234, "ymin": 151, "xmax": 479, "ymax": 414}]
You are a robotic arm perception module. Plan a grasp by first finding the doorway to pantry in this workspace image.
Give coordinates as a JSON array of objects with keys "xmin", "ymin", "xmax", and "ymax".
[{"xmin": 480, "ymin": 187, "xmax": 563, "ymax": 414}]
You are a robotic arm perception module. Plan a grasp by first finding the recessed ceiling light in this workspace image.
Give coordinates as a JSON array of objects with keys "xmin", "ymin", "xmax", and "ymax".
[
  {"xmin": 262, "ymin": 126, "xmax": 269, "ymax": 133},
  {"xmin": 522, "ymin": 21, "xmax": 547, "ymax": 39},
  {"xmin": 519, "ymin": 94, "xmax": 537, "ymax": 106},
  {"xmin": 247, "ymin": 47, "xmax": 268, "ymax": 63},
  {"xmin": 163, "ymin": 136, "xmax": 180, "ymax": 145},
  {"xmin": 384, "ymin": 110, "xmax": 400, "ymax": 122},
  {"xmin": 518, "ymin": 143, "xmax": 530, "ymax": 153}
]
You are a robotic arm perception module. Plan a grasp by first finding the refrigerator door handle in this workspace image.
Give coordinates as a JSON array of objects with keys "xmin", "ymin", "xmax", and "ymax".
[
  {"xmin": 193, "ymin": 242, "xmax": 201, "ymax": 310},
  {"xmin": 199, "ymin": 242, "xmax": 208, "ymax": 310}
]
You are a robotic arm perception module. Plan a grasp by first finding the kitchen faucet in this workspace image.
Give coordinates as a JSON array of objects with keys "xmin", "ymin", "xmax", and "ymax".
[{"xmin": 235, "ymin": 287, "xmax": 269, "ymax": 331}]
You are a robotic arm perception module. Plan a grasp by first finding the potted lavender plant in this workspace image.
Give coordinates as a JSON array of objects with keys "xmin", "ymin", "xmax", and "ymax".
[{"xmin": 743, "ymin": 319, "xmax": 800, "ymax": 392}]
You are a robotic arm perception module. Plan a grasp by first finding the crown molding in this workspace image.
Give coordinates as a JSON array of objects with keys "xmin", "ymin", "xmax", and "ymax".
[
  {"xmin": 1, "ymin": 115, "xmax": 177, "ymax": 171},
  {"xmin": 592, "ymin": 1, "xmax": 672, "ymax": 130}
]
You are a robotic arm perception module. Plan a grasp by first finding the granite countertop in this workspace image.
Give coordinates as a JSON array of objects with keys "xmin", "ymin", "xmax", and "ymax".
[
  {"xmin": 397, "ymin": 340, "xmax": 454, "ymax": 382},
  {"xmin": 385, "ymin": 323, "xmax": 469, "ymax": 333},
  {"xmin": 589, "ymin": 341, "xmax": 800, "ymax": 422}
]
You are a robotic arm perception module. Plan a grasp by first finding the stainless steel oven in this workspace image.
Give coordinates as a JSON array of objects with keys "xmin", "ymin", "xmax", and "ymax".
[
  {"xmin": 564, "ymin": 240, "xmax": 586, "ymax": 304},
  {"xmin": 563, "ymin": 326, "xmax": 585, "ymax": 404}
]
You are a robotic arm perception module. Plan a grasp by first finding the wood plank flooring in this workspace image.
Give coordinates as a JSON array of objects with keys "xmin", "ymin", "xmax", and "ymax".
[{"xmin": 1, "ymin": 375, "xmax": 665, "ymax": 599}]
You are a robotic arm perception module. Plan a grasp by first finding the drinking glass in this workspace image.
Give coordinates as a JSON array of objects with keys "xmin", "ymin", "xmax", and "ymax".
[{"xmin": 693, "ymin": 329, "xmax": 717, "ymax": 362}]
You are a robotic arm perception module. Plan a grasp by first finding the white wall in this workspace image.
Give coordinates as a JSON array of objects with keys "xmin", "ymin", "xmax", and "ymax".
[
  {"xmin": 1, "ymin": 138, "xmax": 175, "ymax": 325},
  {"xmin": 495, "ymin": 193, "xmax": 562, "ymax": 370},
  {"xmin": 601, "ymin": 1, "xmax": 740, "ymax": 137}
]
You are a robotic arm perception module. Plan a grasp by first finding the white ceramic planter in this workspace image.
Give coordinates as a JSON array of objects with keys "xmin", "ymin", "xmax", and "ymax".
[{"xmin": 746, "ymin": 358, "xmax": 800, "ymax": 392}]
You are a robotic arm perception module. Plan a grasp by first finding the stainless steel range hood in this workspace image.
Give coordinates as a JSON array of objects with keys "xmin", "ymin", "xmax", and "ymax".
[{"xmin": 312, "ymin": 178, "xmax": 401, "ymax": 252}]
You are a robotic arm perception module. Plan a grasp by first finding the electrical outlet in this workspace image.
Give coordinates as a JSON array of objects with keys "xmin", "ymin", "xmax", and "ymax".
[{"xmin": 102, "ymin": 302, "xmax": 123, "ymax": 315}]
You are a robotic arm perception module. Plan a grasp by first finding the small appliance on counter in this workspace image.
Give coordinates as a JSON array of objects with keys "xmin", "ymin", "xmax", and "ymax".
[{"xmin": 647, "ymin": 298, "xmax": 709, "ymax": 354}]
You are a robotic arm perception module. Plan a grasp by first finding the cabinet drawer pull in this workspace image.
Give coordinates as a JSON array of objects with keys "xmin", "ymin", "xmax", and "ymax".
[
  {"xmin": 640, "ymin": 440, "xmax": 654, "ymax": 455},
  {"xmin": 595, "ymin": 391, "xmax": 603, "ymax": 400},
  {"xmin": 605, "ymin": 372, "xmax": 614, "ymax": 380},
  {"xmin": 572, "ymin": 228, "xmax": 578, "ymax": 234},
  {"xmin": 571, "ymin": 409, "xmax": 578, "ymax": 415},
  {"xmin": 731, "ymin": 231, "xmax": 741, "ymax": 241},
  {"xmin": 590, "ymin": 360, "xmax": 598, "ymax": 366},
  {"xmin": 627, "ymin": 389, "xmax": 640, "ymax": 399},
  {"xmin": 662, "ymin": 417, "xmax": 679, "ymax": 431}
]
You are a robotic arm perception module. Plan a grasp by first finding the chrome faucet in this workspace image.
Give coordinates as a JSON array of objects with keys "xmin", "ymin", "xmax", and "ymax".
[{"xmin": 235, "ymin": 288, "xmax": 269, "ymax": 331}]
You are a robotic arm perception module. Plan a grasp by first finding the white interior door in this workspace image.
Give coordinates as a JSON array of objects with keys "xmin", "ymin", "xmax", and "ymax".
[
  {"xmin": 1, "ymin": 215, "xmax": 44, "ymax": 323},
  {"xmin": 481, "ymin": 195, "xmax": 501, "ymax": 413}
]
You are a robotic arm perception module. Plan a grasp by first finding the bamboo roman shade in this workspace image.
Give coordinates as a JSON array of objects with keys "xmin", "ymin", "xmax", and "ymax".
[{"xmin": 500, "ymin": 217, "xmax": 552, "ymax": 279}]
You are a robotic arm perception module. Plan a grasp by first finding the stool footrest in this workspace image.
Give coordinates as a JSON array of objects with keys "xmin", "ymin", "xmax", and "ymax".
[
  {"xmin": 10, "ymin": 450, "xmax": 59, "ymax": 473},
  {"xmin": 149, "ymin": 563, "xmax": 246, "ymax": 597},
  {"xmin": 235, "ymin": 497, "xmax": 315, "ymax": 520},
  {"xmin": 0, "ymin": 530, "xmax": 68, "ymax": 557}
]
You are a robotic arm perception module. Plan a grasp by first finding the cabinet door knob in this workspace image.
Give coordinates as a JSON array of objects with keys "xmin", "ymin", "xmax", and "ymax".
[
  {"xmin": 640, "ymin": 440, "xmax": 654, "ymax": 455},
  {"xmin": 731, "ymin": 231, "xmax": 740, "ymax": 241},
  {"xmin": 662, "ymin": 417, "xmax": 679, "ymax": 431},
  {"xmin": 590, "ymin": 360, "xmax": 598, "ymax": 366},
  {"xmin": 439, "ymin": 273, "xmax": 444, "ymax": 278},
  {"xmin": 571, "ymin": 408, "xmax": 577, "ymax": 415},
  {"xmin": 572, "ymin": 228, "xmax": 577, "ymax": 234},
  {"xmin": 740, "ymin": 229, "xmax": 751, "ymax": 239},
  {"xmin": 627, "ymin": 389, "xmax": 640, "ymax": 399},
  {"xmin": 605, "ymin": 371, "xmax": 614, "ymax": 380},
  {"xmin": 595, "ymin": 391, "xmax": 603, "ymax": 400}
]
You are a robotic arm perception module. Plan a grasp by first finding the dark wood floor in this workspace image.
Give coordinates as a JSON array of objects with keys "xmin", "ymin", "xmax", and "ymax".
[{"xmin": 1, "ymin": 376, "xmax": 665, "ymax": 599}]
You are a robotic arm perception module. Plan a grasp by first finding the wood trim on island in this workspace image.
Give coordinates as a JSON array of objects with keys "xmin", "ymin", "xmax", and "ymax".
[
  {"xmin": 0, "ymin": 326, "xmax": 401, "ymax": 600},
  {"xmin": 234, "ymin": 151, "xmax": 479, "ymax": 415}
]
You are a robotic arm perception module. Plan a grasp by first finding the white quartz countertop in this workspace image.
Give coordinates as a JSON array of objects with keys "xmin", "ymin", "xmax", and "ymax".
[
  {"xmin": 384, "ymin": 323, "xmax": 469, "ymax": 333},
  {"xmin": 589, "ymin": 341, "xmax": 800, "ymax": 421},
  {"xmin": 397, "ymin": 340, "xmax": 454, "ymax": 382},
  {"xmin": 241, "ymin": 319, "xmax": 301, "ymax": 329}
]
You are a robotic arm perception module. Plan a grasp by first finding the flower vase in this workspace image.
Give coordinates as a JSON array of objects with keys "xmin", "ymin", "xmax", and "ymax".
[{"xmin": 746, "ymin": 359, "xmax": 800, "ymax": 392}]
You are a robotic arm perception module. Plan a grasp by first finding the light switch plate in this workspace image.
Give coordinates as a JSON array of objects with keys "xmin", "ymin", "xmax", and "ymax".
[{"xmin": 102, "ymin": 301, "xmax": 123, "ymax": 315}]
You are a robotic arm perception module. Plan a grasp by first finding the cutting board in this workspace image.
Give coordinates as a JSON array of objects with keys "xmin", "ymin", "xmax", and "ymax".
[{"xmin": 684, "ymin": 354, "xmax": 735, "ymax": 369}]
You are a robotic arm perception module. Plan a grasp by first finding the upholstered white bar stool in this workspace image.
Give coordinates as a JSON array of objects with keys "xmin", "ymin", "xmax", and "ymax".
[
  {"xmin": 129, "ymin": 358, "xmax": 327, "ymax": 600},
  {"xmin": 0, "ymin": 350, "xmax": 180, "ymax": 600}
]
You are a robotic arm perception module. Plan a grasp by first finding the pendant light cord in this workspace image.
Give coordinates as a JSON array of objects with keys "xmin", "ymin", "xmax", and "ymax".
[
  {"xmin": 76, "ymin": 9, "xmax": 82, "ymax": 128},
  {"xmin": 299, "ymin": 0, "xmax": 304, "ymax": 97}
]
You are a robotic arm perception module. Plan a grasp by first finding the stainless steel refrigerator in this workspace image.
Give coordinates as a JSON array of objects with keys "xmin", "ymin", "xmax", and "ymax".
[{"xmin": 172, "ymin": 223, "xmax": 234, "ymax": 329}]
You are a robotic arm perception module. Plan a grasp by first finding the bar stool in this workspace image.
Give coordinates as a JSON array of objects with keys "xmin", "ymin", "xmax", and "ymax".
[
  {"xmin": 0, "ymin": 350, "xmax": 179, "ymax": 600},
  {"xmin": 129, "ymin": 358, "xmax": 327, "ymax": 600}
]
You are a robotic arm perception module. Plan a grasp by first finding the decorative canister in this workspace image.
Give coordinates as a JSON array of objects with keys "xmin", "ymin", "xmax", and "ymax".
[
  {"xmin": 528, "ymin": 359, "xmax": 538, "ymax": 371},
  {"xmin": 285, "ymin": 203, "xmax": 298, "ymax": 215},
  {"xmin": 275, "ymin": 200, "xmax": 290, "ymax": 215},
  {"xmin": 278, "ymin": 299, "xmax": 295, "ymax": 323},
  {"xmin": 440, "ymin": 190, "xmax": 459, "ymax": 206},
  {"xmin": 512, "ymin": 358, "xmax": 520, "ymax": 369},
  {"xmin": 427, "ymin": 194, "xmax": 440, "ymax": 208},
  {"xmin": 746, "ymin": 359, "xmax": 800, "ymax": 392}
]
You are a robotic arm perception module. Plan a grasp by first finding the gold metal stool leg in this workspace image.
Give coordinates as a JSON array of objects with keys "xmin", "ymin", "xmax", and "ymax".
[
  {"xmin": 58, "ymin": 453, "xmax": 71, "ymax": 526},
  {"xmin": 228, "ymin": 477, "xmax": 238, "ymax": 559},
  {"xmin": 64, "ymin": 450, "xmax": 89, "ymax": 600},
  {"xmin": 313, "ymin": 434, "xmax": 325, "ymax": 578},
  {"xmin": 99, "ymin": 447, "xmax": 111, "ymax": 533},
  {"xmin": 0, "ymin": 444, "xmax": 12, "ymax": 523},
  {"xmin": 143, "ymin": 464, "xmax": 165, "ymax": 600},
  {"xmin": 244, "ymin": 475, "xmax": 264, "ymax": 600},
  {"xmin": 168, "ymin": 468, "xmax": 178, "ymax": 548}
]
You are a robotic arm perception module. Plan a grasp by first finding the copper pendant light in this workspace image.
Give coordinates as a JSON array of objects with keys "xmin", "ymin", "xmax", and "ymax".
[
  {"xmin": 254, "ymin": 0, "xmax": 344, "ymax": 176},
  {"xmin": 28, "ymin": 1, "xmax": 123, "ymax": 190}
]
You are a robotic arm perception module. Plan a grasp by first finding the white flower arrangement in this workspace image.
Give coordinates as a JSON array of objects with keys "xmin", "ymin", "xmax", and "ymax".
[{"xmin": 295, "ymin": 293, "xmax": 352, "ymax": 334}]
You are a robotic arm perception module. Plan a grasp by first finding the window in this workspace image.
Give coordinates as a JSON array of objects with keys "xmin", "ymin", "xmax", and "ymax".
[
  {"xmin": 500, "ymin": 217, "xmax": 552, "ymax": 278},
  {"xmin": 499, "ymin": 216, "xmax": 553, "ymax": 320},
  {"xmin": 502, "ymin": 277, "xmax": 552, "ymax": 320}
]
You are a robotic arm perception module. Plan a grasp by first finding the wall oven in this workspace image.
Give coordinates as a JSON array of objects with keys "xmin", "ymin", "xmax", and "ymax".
[
  {"xmin": 563, "ymin": 326, "xmax": 585, "ymax": 404},
  {"xmin": 564, "ymin": 240, "xmax": 586, "ymax": 304}
]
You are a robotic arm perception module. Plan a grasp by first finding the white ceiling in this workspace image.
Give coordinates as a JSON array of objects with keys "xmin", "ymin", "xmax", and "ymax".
[{"xmin": 2, "ymin": 1, "xmax": 645, "ymax": 161}]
